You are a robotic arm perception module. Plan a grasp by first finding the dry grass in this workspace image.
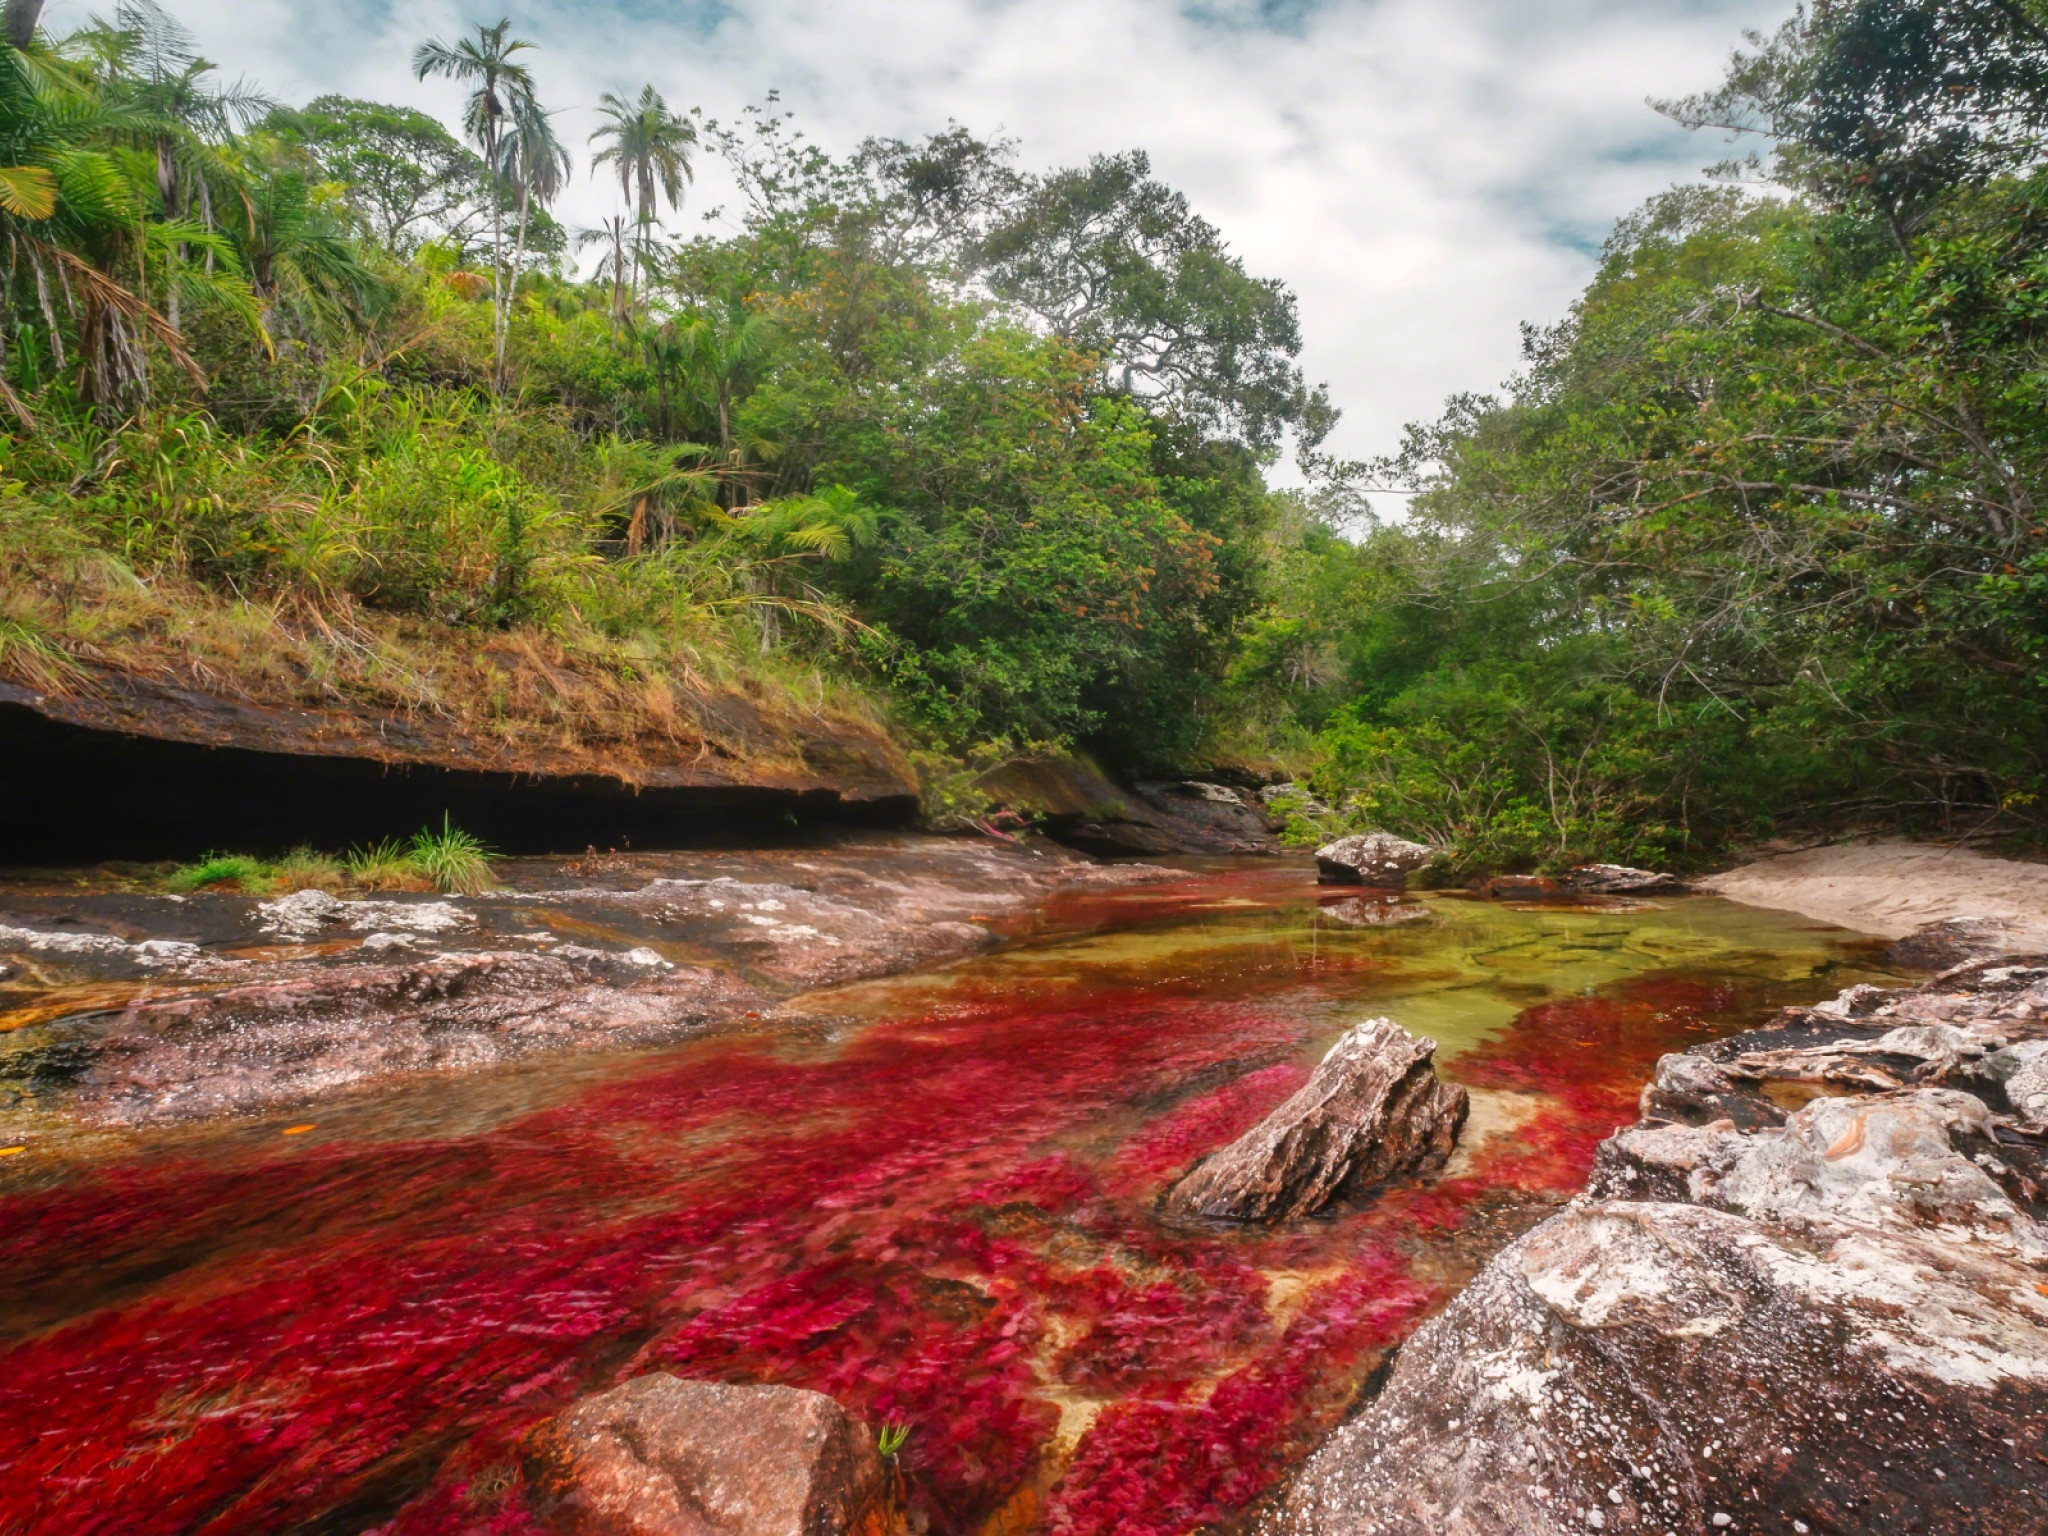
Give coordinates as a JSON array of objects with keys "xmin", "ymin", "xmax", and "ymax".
[{"xmin": 0, "ymin": 525, "xmax": 899, "ymax": 783}]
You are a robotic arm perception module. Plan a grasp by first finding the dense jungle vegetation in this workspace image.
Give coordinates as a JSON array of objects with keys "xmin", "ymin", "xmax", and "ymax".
[{"xmin": 0, "ymin": 0, "xmax": 2044, "ymax": 869}]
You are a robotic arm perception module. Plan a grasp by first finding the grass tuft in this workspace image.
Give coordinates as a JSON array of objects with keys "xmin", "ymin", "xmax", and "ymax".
[
  {"xmin": 266, "ymin": 846, "xmax": 347, "ymax": 891},
  {"xmin": 166, "ymin": 853, "xmax": 272, "ymax": 893},
  {"xmin": 344, "ymin": 838, "xmax": 432, "ymax": 892},
  {"xmin": 409, "ymin": 815, "xmax": 496, "ymax": 894}
]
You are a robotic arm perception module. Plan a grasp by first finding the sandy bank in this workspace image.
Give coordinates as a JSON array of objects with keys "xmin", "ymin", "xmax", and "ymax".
[{"xmin": 1699, "ymin": 838, "xmax": 2048, "ymax": 946}]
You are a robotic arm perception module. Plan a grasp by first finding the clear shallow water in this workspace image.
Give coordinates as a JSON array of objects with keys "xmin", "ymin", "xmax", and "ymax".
[{"xmin": 0, "ymin": 866, "xmax": 1897, "ymax": 1536}]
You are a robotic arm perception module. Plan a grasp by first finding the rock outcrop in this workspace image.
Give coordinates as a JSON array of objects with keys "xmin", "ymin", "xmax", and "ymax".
[
  {"xmin": 1128, "ymin": 779, "xmax": 1280, "ymax": 854},
  {"xmin": 0, "ymin": 837, "xmax": 1174, "ymax": 1124},
  {"xmin": 1314, "ymin": 834, "xmax": 1434, "ymax": 888},
  {"xmin": 971, "ymin": 754, "xmax": 1281, "ymax": 855},
  {"xmin": 1166, "ymin": 1017, "xmax": 1468, "ymax": 1221},
  {"xmin": 0, "ymin": 669, "xmax": 919, "ymax": 863},
  {"xmin": 1268, "ymin": 960, "xmax": 2048, "ymax": 1536},
  {"xmin": 524, "ymin": 1373, "xmax": 893, "ymax": 1536}
]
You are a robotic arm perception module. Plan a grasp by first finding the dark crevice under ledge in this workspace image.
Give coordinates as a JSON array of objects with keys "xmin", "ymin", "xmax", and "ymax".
[{"xmin": 0, "ymin": 673, "xmax": 920, "ymax": 863}]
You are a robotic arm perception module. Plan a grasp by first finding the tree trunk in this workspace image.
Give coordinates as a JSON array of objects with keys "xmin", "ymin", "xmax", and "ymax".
[
  {"xmin": 485, "ymin": 124, "xmax": 503, "ymax": 394},
  {"xmin": 499, "ymin": 181, "xmax": 531, "ymax": 392},
  {"xmin": 4, "ymin": 0, "xmax": 45, "ymax": 48}
]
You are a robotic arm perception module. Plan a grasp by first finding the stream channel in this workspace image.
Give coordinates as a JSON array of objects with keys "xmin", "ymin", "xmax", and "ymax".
[{"xmin": 0, "ymin": 860, "xmax": 1900, "ymax": 1536}]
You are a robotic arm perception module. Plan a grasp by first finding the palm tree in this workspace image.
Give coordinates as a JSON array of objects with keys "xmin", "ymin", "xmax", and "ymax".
[
  {"xmin": 0, "ymin": 30, "xmax": 245, "ymax": 414},
  {"xmin": 588, "ymin": 84, "xmax": 693, "ymax": 313},
  {"xmin": 412, "ymin": 17, "xmax": 536, "ymax": 389},
  {"xmin": 575, "ymin": 215, "xmax": 631, "ymax": 337},
  {"xmin": 494, "ymin": 97, "xmax": 568, "ymax": 386},
  {"xmin": 75, "ymin": 1, "xmax": 272, "ymax": 330},
  {"xmin": 233, "ymin": 155, "xmax": 387, "ymax": 338},
  {"xmin": 671, "ymin": 301, "xmax": 776, "ymax": 470}
]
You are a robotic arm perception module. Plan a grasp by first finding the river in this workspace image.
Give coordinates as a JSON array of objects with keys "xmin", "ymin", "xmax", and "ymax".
[{"xmin": 0, "ymin": 861, "xmax": 1897, "ymax": 1536}]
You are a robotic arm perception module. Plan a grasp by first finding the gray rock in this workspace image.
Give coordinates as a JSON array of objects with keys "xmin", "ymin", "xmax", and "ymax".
[
  {"xmin": 1269, "ymin": 1200, "xmax": 2048, "ymax": 1536},
  {"xmin": 1166, "ymin": 1017, "xmax": 1467, "ymax": 1221},
  {"xmin": 1983, "ymin": 1038, "xmax": 2048, "ymax": 1125},
  {"xmin": 523, "ymin": 1373, "xmax": 890, "ymax": 1536},
  {"xmin": 1313, "ymin": 833, "xmax": 1434, "ymax": 888},
  {"xmin": 1266, "ymin": 961, "xmax": 2048, "ymax": 1536},
  {"xmin": 1262, "ymin": 781, "xmax": 1336, "ymax": 816}
]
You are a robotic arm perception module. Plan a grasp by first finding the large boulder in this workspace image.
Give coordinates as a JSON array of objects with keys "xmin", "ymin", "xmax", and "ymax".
[
  {"xmin": 1166, "ymin": 1017, "xmax": 1468, "ymax": 1221},
  {"xmin": 1270, "ymin": 1199, "xmax": 2048, "ymax": 1536},
  {"xmin": 1266, "ymin": 962, "xmax": 2048, "ymax": 1536},
  {"xmin": 1313, "ymin": 833, "xmax": 1434, "ymax": 888},
  {"xmin": 524, "ymin": 1374, "xmax": 892, "ymax": 1536}
]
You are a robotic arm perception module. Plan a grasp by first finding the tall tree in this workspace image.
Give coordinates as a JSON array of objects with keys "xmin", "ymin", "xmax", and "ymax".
[
  {"xmin": 495, "ymin": 98, "xmax": 569, "ymax": 385},
  {"xmin": 588, "ymin": 84, "xmax": 694, "ymax": 313},
  {"xmin": 1660, "ymin": 0, "xmax": 2048, "ymax": 244},
  {"xmin": 969, "ymin": 151, "xmax": 1310, "ymax": 453},
  {"xmin": 412, "ymin": 16, "xmax": 536, "ymax": 388},
  {"xmin": 266, "ymin": 95, "xmax": 485, "ymax": 256}
]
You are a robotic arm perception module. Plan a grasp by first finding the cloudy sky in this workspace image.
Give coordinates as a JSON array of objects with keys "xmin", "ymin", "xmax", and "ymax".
[{"xmin": 59, "ymin": 0, "xmax": 1788, "ymax": 469}]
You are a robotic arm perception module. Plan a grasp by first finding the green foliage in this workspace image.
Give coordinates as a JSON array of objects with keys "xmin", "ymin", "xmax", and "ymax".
[
  {"xmin": 1289, "ymin": 18, "xmax": 2048, "ymax": 866},
  {"xmin": 161, "ymin": 825, "xmax": 488, "ymax": 895},
  {"xmin": 408, "ymin": 815, "xmax": 495, "ymax": 894},
  {"xmin": 267, "ymin": 94, "xmax": 485, "ymax": 255},
  {"xmin": 165, "ymin": 852, "xmax": 270, "ymax": 892},
  {"xmin": 54, "ymin": 0, "xmax": 2048, "ymax": 880},
  {"xmin": 0, "ymin": 5, "xmax": 1325, "ymax": 784},
  {"xmin": 971, "ymin": 150, "xmax": 1312, "ymax": 450}
]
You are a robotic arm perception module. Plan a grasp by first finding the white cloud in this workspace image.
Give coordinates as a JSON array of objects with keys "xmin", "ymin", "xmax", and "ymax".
[{"xmin": 64, "ymin": 0, "xmax": 1790, "ymax": 473}]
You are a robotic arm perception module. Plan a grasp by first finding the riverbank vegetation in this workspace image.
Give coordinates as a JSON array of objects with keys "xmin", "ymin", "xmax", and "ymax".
[
  {"xmin": 164, "ymin": 817, "xmax": 496, "ymax": 895},
  {"xmin": 0, "ymin": 0, "xmax": 2043, "ymax": 870}
]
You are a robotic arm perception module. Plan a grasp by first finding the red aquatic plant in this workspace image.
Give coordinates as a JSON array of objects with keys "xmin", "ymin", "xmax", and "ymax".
[{"xmin": 0, "ymin": 885, "xmax": 1812, "ymax": 1536}]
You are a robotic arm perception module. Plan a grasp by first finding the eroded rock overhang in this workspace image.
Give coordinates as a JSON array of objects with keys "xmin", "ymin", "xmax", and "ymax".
[{"xmin": 0, "ymin": 669, "xmax": 920, "ymax": 861}]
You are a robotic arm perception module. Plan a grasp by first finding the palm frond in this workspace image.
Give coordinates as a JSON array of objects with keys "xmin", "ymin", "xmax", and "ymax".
[{"xmin": 0, "ymin": 162, "xmax": 55, "ymax": 217}]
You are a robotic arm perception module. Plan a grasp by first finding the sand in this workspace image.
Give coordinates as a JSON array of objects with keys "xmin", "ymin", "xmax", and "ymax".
[{"xmin": 1698, "ymin": 839, "xmax": 2048, "ymax": 946}]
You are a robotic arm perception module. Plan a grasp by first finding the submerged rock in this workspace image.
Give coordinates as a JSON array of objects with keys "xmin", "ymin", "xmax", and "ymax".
[
  {"xmin": 0, "ymin": 837, "xmax": 1175, "ymax": 1124},
  {"xmin": 1472, "ymin": 874, "xmax": 1563, "ymax": 901},
  {"xmin": 1267, "ymin": 961, "xmax": 2048, "ymax": 1536},
  {"xmin": 1887, "ymin": 915, "xmax": 2016, "ymax": 969},
  {"xmin": 524, "ymin": 1373, "xmax": 893, "ymax": 1536},
  {"xmin": 1129, "ymin": 780, "xmax": 1282, "ymax": 855},
  {"xmin": 1560, "ymin": 863, "xmax": 1687, "ymax": 896},
  {"xmin": 1166, "ymin": 1017, "xmax": 1468, "ymax": 1221},
  {"xmin": 1314, "ymin": 833, "xmax": 1434, "ymax": 888}
]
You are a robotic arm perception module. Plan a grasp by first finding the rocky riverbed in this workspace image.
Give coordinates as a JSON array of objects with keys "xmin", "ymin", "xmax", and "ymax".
[
  {"xmin": 0, "ymin": 834, "xmax": 1172, "ymax": 1129},
  {"xmin": 1267, "ymin": 956, "xmax": 2048, "ymax": 1536}
]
